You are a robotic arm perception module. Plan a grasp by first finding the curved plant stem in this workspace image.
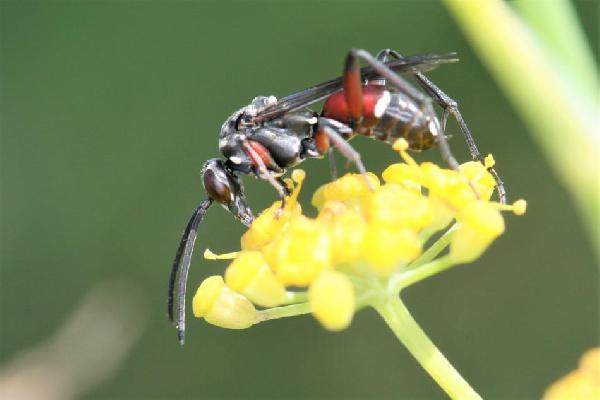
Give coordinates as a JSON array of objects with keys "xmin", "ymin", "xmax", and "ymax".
[
  {"xmin": 282, "ymin": 291, "xmax": 308, "ymax": 304},
  {"xmin": 256, "ymin": 302, "xmax": 311, "ymax": 323},
  {"xmin": 375, "ymin": 296, "xmax": 481, "ymax": 400},
  {"xmin": 406, "ymin": 224, "xmax": 457, "ymax": 271},
  {"xmin": 389, "ymin": 224, "xmax": 457, "ymax": 293},
  {"xmin": 512, "ymin": 0, "xmax": 596, "ymax": 92},
  {"xmin": 443, "ymin": 0, "xmax": 599, "ymax": 255},
  {"xmin": 391, "ymin": 256, "xmax": 455, "ymax": 294}
]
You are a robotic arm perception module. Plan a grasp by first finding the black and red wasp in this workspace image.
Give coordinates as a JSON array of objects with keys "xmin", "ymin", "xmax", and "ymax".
[{"xmin": 168, "ymin": 48, "xmax": 506, "ymax": 344}]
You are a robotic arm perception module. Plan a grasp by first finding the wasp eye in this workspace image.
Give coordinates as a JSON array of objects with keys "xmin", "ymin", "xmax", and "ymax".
[{"xmin": 203, "ymin": 168, "xmax": 232, "ymax": 204}]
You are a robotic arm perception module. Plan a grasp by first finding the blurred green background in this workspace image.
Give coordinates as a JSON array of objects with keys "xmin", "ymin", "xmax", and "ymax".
[{"xmin": 1, "ymin": 1, "xmax": 597, "ymax": 399}]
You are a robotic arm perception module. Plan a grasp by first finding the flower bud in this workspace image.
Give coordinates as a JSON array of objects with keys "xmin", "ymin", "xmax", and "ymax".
[
  {"xmin": 312, "ymin": 172, "xmax": 380, "ymax": 209},
  {"xmin": 382, "ymin": 162, "xmax": 421, "ymax": 193},
  {"xmin": 318, "ymin": 202, "xmax": 367, "ymax": 264},
  {"xmin": 241, "ymin": 202, "xmax": 301, "ymax": 251},
  {"xmin": 309, "ymin": 270, "xmax": 355, "ymax": 331},
  {"xmin": 427, "ymin": 195, "xmax": 455, "ymax": 232},
  {"xmin": 263, "ymin": 216, "xmax": 332, "ymax": 287},
  {"xmin": 192, "ymin": 275, "xmax": 257, "ymax": 329},
  {"xmin": 225, "ymin": 251, "xmax": 286, "ymax": 307},
  {"xmin": 363, "ymin": 184, "xmax": 433, "ymax": 231},
  {"xmin": 543, "ymin": 347, "xmax": 600, "ymax": 400},
  {"xmin": 241, "ymin": 170, "xmax": 305, "ymax": 250},
  {"xmin": 361, "ymin": 225, "xmax": 422, "ymax": 275},
  {"xmin": 450, "ymin": 201, "xmax": 505, "ymax": 263},
  {"xmin": 422, "ymin": 163, "xmax": 465, "ymax": 202},
  {"xmin": 459, "ymin": 161, "xmax": 496, "ymax": 201}
]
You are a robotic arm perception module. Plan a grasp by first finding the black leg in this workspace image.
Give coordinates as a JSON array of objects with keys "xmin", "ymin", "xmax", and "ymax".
[
  {"xmin": 347, "ymin": 49, "xmax": 431, "ymax": 105},
  {"xmin": 379, "ymin": 49, "xmax": 507, "ymax": 203},
  {"xmin": 367, "ymin": 49, "xmax": 392, "ymax": 85}
]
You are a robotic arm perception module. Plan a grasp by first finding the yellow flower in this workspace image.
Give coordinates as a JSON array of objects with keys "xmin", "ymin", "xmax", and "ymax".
[
  {"xmin": 309, "ymin": 270, "xmax": 355, "ymax": 331},
  {"xmin": 420, "ymin": 162, "xmax": 478, "ymax": 209},
  {"xmin": 543, "ymin": 348, "xmax": 600, "ymax": 400},
  {"xmin": 317, "ymin": 201, "xmax": 368, "ymax": 265},
  {"xmin": 241, "ymin": 170, "xmax": 305, "ymax": 250},
  {"xmin": 427, "ymin": 195, "xmax": 455, "ymax": 232},
  {"xmin": 382, "ymin": 162, "xmax": 421, "ymax": 193},
  {"xmin": 450, "ymin": 201, "xmax": 505, "ymax": 263},
  {"xmin": 361, "ymin": 225, "xmax": 422, "ymax": 275},
  {"xmin": 362, "ymin": 183, "xmax": 433, "ymax": 232},
  {"xmin": 225, "ymin": 251, "xmax": 287, "ymax": 307},
  {"xmin": 192, "ymin": 138, "xmax": 525, "ymax": 335},
  {"xmin": 312, "ymin": 172, "xmax": 380, "ymax": 209},
  {"xmin": 459, "ymin": 161, "xmax": 496, "ymax": 201},
  {"xmin": 192, "ymin": 276, "xmax": 257, "ymax": 329},
  {"xmin": 263, "ymin": 216, "xmax": 332, "ymax": 287},
  {"xmin": 184, "ymin": 135, "xmax": 529, "ymax": 400}
]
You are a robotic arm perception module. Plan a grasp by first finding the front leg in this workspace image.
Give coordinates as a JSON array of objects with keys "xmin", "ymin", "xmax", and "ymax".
[{"xmin": 242, "ymin": 140, "xmax": 289, "ymax": 208}]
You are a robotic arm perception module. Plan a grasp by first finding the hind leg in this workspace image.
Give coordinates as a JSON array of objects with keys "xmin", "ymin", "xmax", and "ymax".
[{"xmin": 373, "ymin": 48, "xmax": 506, "ymax": 203}]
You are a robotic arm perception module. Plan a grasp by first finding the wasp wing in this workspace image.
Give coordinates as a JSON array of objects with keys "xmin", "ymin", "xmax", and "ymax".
[{"xmin": 252, "ymin": 53, "xmax": 458, "ymax": 123}]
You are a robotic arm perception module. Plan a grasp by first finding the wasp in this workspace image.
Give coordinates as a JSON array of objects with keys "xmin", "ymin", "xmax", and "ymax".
[{"xmin": 168, "ymin": 48, "xmax": 505, "ymax": 344}]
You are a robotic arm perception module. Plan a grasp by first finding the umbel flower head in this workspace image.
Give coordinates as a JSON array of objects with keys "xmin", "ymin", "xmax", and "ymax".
[{"xmin": 193, "ymin": 138, "xmax": 526, "ymax": 332}]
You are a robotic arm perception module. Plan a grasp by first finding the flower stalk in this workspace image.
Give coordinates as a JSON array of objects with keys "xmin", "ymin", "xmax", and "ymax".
[{"xmin": 375, "ymin": 296, "xmax": 482, "ymax": 400}]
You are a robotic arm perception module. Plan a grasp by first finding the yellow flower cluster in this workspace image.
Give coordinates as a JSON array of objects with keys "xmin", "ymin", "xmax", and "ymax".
[
  {"xmin": 192, "ymin": 139, "xmax": 526, "ymax": 332},
  {"xmin": 543, "ymin": 348, "xmax": 600, "ymax": 400}
]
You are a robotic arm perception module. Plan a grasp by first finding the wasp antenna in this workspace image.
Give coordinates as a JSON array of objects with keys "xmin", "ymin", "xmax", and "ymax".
[{"xmin": 167, "ymin": 198, "xmax": 214, "ymax": 345}]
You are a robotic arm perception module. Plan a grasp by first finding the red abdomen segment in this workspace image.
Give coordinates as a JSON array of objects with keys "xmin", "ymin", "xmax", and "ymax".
[
  {"xmin": 322, "ymin": 85, "xmax": 386, "ymax": 128},
  {"xmin": 321, "ymin": 84, "xmax": 437, "ymax": 151}
]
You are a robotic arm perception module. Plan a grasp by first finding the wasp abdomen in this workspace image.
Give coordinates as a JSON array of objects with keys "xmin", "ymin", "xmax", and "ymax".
[{"xmin": 322, "ymin": 85, "xmax": 438, "ymax": 151}]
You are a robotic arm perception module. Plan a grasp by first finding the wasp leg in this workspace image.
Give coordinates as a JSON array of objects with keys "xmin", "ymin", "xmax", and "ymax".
[
  {"xmin": 318, "ymin": 117, "xmax": 371, "ymax": 189},
  {"xmin": 276, "ymin": 176, "xmax": 293, "ymax": 196},
  {"xmin": 327, "ymin": 148, "xmax": 338, "ymax": 180},
  {"xmin": 377, "ymin": 48, "xmax": 506, "ymax": 204},
  {"xmin": 366, "ymin": 49, "xmax": 393, "ymax": 86},
  {"xmin": 242, "ymin": 140, "xmax": 288, "ymax": 209}
]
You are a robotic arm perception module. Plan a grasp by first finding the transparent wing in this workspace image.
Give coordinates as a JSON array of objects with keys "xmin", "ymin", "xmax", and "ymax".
[{"xmin": 252, "ymin": 53, "xmax": 458, "ymax": 123}]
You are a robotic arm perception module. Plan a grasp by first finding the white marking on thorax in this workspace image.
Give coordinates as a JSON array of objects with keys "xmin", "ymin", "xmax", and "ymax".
[
  {"xmin": 373, "ymin": 90, "xmax": 391, "ymax": 118},
  {"xmin": 307, "ymin": 116, "xmax": 318, "ymax": 125},
  {"xmin": 229, "ymin": 156, "xmax": 243, "ymax": 164}
]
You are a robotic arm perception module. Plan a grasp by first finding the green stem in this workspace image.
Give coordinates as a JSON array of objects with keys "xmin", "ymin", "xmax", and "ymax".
[
  {"xmin": 512, "ymin": 0, "xmax": 597, "ymax": 93},
  {"xmin": 256, "ymin": 302, "xmax": 311, "ymax": 323},
  {"xmin": 391, "ymin": 256, "xmax": 456, "ymax": 294},
  {"xmin": 388, "ymin": 224, "xmax": 457, "ymax": 293},
  {"xmin": 375, "ymin": 296, "xmax": 481, "ymax": 400},
  {"xmin": 282, "ymin": 291, "xmax": 308, "ymax": 304},
  {"xmin": 443, "ymin": 0, "xmax": 600, "ymax": 256},
  {"xmin": 407, "ymin": 224, "xmax": 457, "ymax": 270}
]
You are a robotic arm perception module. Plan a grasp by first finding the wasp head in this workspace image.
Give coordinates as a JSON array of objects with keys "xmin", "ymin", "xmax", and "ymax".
[{"xmin": 202, "ymin": 159, "xmax": 254, "ymax": 227}]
